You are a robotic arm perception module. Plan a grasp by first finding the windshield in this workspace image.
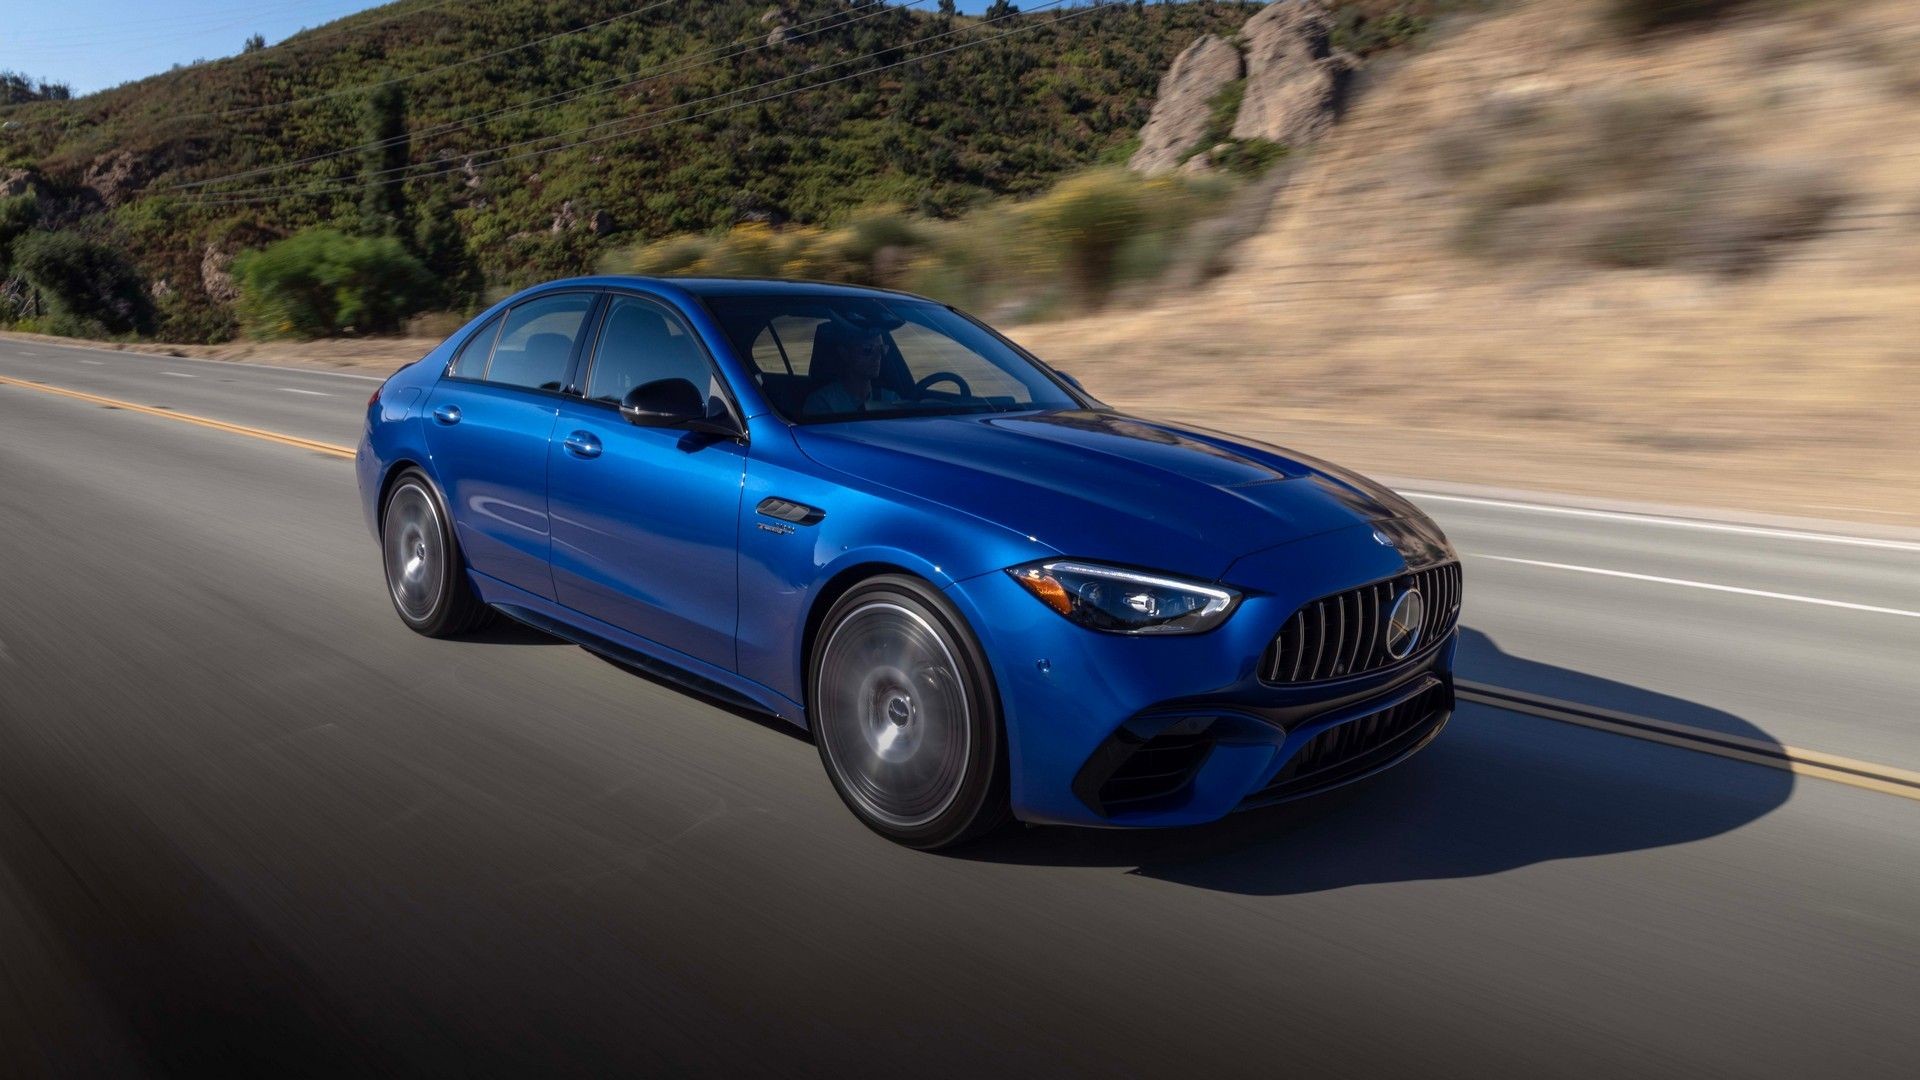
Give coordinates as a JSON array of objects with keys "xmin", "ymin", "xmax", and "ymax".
[{"xmin": 704, "ymin": 294, "xmax": 1081, "ymax": 424}]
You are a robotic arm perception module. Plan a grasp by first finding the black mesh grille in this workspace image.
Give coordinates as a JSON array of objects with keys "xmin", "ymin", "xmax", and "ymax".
[
  {"xmin": 1261, "ymin": 563, "xmax": 1461, "ymax": 684},
  {"xmin": 1096, "ymin": 730, "xmax": 1215, "ymax": 811},
  {"xmin": 1247, "ymin": 682, "xmax": 1450, "ymax": 803}
]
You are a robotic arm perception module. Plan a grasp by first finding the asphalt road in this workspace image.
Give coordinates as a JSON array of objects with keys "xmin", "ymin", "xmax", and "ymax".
[{"xmin": 2, "ymin": 338, "xmax": 1917, "ymax": 1078}]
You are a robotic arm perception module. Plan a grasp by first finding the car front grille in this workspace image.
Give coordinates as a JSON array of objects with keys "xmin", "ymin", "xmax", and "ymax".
[
  {"xmin": 1245, "ymin": 681, "xmax": 1451, "ymax": 804},
  {"xmin": 1260, "ymin": 562, "xmax": 1461, "ymax": 684}
]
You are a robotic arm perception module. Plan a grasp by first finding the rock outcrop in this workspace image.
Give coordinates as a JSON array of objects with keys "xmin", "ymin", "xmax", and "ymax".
[
  {"xmin": 1, "ymin": 168, "xmax": 38, "ymax": 198},
  {"xmin": 82, "ymin": 151, "xmax": 149, "ymax": 207},
  {"xmin": 201, "ymin": 245, "xmax": 238, "ymax": 304},
  {"xmin": 1230, "ymin": 0, "xmax": 1353, "ymax": 149},
  {"xmin": 1128, "ymin": 34, "xmax": 1244, "ymax": 175}
]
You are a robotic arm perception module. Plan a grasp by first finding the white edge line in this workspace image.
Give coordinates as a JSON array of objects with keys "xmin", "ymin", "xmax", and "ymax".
[
  {"xmin": 1, "ymin": 339, "xmax": 389, "ymax": 382},
  {"xmin": 1472, "ymin": 554, "xmax": 1920, "ymax": 619},
  {"xmin": 278, "ymin": 387, "xmax": 331, "ymax": 397},
  {"xmin": 159, "ymin": 371, "xmax": 195, "ymax": 378},
  {"xmin": 1405, "ymin": 491, "xmax": 1920, "ymax": 552}
]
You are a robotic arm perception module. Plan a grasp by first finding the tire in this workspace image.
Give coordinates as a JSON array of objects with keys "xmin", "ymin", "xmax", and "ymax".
[
  {"xmin": 809, "ymin": 575, "xmax": 1010, "ymax": 849},
  {"xmin": 380, "ymin": 469, "xmax": 492, "ymax": 637}
]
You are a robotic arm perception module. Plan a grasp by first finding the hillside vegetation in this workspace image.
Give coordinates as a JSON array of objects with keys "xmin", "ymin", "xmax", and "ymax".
[{"xmin": 0, "ymin": 0, "xmax": 1266, "ymax": 340}]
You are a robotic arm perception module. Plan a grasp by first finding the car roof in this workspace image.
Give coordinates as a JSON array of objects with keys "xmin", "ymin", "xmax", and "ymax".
[{"xmin": 529, "ymin": 275, "xmax": 938, "ymax": 302}]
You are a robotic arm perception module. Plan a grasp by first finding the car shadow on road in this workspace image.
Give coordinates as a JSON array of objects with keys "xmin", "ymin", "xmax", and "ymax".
[{"xmin": 955, "ymin": 628, "xmax": 1795, "ymax": 896}]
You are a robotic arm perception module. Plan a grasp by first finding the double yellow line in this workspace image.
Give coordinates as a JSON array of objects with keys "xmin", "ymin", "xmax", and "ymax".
[
  {"xmin": 7, "ymin": 371, "xmax": 1920, "ymax": 804},
  {"xmin": 1459, "ymin": 682, "xmax": 1920, "ymax": 802},
  {"xmin": 0, "ymin": 373, "xmax": 355, "ymax": 459}
]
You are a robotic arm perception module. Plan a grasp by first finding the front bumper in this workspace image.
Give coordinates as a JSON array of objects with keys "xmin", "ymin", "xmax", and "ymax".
[{"xmin": 946, "ymin": 523, "xmax": 1457, "ymax": 828}]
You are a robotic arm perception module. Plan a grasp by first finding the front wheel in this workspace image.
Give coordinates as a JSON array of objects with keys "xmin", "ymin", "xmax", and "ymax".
[
  {"xmin": 810, "ymin": 576, "xmax": 1009, "ymax": 849},
  {"xmin": 381, "ymin": 469, "xmax": 492, "ymax": 637}
]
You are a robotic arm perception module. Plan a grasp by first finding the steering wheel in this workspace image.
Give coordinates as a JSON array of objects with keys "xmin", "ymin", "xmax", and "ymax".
[{"xmin": 913, "ymin": 371, "xmax": 972, "ymax": 399}]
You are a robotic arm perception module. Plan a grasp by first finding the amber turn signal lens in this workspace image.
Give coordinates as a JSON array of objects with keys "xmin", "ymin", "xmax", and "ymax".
[{"xmin": 1012, "ymin": 567, "xmax": 1074, "ymax": 617}]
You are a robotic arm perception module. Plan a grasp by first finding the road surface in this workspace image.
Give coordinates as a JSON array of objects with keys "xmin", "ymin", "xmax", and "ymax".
[{"xmin": 2, "ymin": 337, "xmax": 1916, "ymax": 1077}]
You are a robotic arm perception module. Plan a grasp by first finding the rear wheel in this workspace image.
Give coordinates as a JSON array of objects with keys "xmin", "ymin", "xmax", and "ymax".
[
  {"xmin": 810, "ymin": 576, "xmax": 1009, "ymax": 849},
  {"xmin": 381, "ymin": 469, "xmax": 491, "ymax": 637}
]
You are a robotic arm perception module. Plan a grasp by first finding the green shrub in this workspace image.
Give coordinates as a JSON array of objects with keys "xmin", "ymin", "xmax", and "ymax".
[
  {"xmin": 11, "ymin": 230, "xmax": 154, "ymax": 336},
  {"xmin": 604, "ymin": 166, "xmax": 1240, "ymax": 319},
  {"xmin": 1209, "ymin": 139, "xmax": 1290, "ymax": 177},
  {"xmin": 0, "ymin": 195, "xmax": 39, "ymax": 273},
  {"xmin": 233, "ymin": 229, "xmax": 436, "ymax": 340},
  {"xmin": 1023, "ymin": 168, "xmax": 1154, "ymax": 307},
  {"xmin": 1609, "ymin": 0, "xmax": 1746, "ymax": 34}
]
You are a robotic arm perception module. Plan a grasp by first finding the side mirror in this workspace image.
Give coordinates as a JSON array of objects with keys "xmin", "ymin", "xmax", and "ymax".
[
  {"xmin": 1057, "ymin": 371, "xmax": 1088, "ymax": 394},
  {"xmin": 620, "ymin": 378, "xmax": 740, "ymax": 439}
]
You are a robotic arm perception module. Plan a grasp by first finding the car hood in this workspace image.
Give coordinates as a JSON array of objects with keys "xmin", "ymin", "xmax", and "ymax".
[{"xmin": 794, "ymin": 410, "xmax": 1434, "ymax": 581}]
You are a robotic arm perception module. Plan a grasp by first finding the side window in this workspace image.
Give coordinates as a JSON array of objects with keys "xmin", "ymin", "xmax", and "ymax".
[
  {"xmin": 585, "ymin": 296, "xmax": 715, "ymax": 406},
  {"xmin": 485, "ymin": 293, "xmax": 593, "ymax": 392},
  {"xmin": 749, "ymin": 315, "xmax": 823, "ymax": 376},
  {"xmin": 447, "ymin": 314, "xmax": 501, "ymax": 379}
]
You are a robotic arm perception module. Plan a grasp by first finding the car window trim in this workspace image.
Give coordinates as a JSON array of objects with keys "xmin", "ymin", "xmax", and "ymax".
[
  {"xmin": 568, "ymin": 287, "xmax": 750, "ymax": 437},
  {"xmin": 438, "ymin": 289, "xmax": 600, "ymax": 398},
  {"xmin": 443, "ymin": 311, "xmax": 504, "ymax": 380}
]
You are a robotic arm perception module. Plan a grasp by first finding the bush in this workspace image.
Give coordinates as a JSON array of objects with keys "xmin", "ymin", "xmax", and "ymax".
[
  {"xmin": 1022, "ymin": 168, "xmax": 1154, "ymax": 307},
  {"xmin": 603, "ymin": 166, "xmax": 1240, "ymax": 321},
  {"xmin": 1609, "ymin": 0, "xmax": 1746, "ymax": 34},
  {"xmin": 11, "ymin": 230, "xmax": 154, "ymax": 336},
  {"xmin": 1209, "ymin": 139, "xmax": 1290, "ymax": 177},
  {"xmin": 233, "ymin": 229, "xmax": 436, "ymax": 339},
  {"xmin": 0, "ymin": 195, "xmax": 39, "ymax": 273}
]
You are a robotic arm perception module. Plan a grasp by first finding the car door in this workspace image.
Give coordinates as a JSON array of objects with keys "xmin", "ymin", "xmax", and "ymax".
[
  {"xmin": 547, "ymin": 291, "xmax": 747, "ymax": 669},
  {"xmin": 424, "ymin": 291, "xmax": 597, "ymax": 600}
]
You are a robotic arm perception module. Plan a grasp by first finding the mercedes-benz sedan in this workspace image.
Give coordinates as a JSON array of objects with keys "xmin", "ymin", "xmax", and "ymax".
[{"xmin": 357, "ymin": 277, "xmax": 1462, "ymax": 848}]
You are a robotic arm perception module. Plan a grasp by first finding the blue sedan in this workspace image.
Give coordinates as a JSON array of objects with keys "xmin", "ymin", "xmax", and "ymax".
[{"xmin": 356, "ymin": 277, "xmax": 1461, "ymax": 848}]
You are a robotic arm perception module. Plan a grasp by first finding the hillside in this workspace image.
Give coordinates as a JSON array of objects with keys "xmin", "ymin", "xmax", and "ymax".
[
  {"xmin": 1016, "ymin": 0, "xmax": 1920, "ymax": 521},
  {"xmin": 0, "ymin": 0, "xmax": 1262, "ymax": 339}
]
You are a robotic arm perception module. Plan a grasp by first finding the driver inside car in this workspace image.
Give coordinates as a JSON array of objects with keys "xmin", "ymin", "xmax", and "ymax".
[{"xmin": 803, "ymin": 325, "xmax": 903, "ymax": 417}]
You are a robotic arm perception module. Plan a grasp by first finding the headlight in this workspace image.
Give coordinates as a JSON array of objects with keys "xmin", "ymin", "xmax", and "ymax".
[{"xmin": 1007, "ymin": 560, "xmax": 1239, "ymax": 635}]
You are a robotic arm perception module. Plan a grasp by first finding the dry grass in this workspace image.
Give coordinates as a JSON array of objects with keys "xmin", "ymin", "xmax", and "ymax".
[{"xmin": 1013, "ymin": 0, "xmax": 1920, "ymax": 524}]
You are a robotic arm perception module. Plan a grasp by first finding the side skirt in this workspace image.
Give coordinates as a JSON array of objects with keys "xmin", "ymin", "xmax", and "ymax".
[{"xmin": 470, "ymin": 572, "xmax": 806, "ymax": 727}]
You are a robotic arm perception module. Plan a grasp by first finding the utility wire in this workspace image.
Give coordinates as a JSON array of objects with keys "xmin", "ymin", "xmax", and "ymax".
[
  {"xmin": 161, "ymin": 0, "xmax": 922, "ymax": 192},
  {"xmin": 178, "ymin": 0, "xmax": 1107, "ymax": 207},
  {"xmin": 174, "ymin": 0, "xmax": 681, "ymax": 123}
]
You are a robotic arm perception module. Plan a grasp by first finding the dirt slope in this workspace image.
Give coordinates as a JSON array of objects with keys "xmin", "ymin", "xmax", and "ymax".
[{"xmin": 1014, "ymin": 0, "xmax": 1920, "ymax": 524}]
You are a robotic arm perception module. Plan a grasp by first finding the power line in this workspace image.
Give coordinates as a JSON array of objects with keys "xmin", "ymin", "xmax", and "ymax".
[
  {"xmin": 176, "ymin": 0, "xmax": 682, "ymax": 123},
  {"xmin": 161, "ymin": 0, "xmax": 923, "ymax": 193},
  {"xmin": 178, "ymin": 1, "xmax": 1108, "ymax": 207}
]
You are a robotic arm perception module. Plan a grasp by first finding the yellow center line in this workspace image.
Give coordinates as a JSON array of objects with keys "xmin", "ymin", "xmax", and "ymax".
[
  {"xmin": 0, "ymin": 373, "xmax": 355, "ymax": 459},
  {"xmin": 1459, "ymin": 681, "xmax": 1920, "ymax": 803}
]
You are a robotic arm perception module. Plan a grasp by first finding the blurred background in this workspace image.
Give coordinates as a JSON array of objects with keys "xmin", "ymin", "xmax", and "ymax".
[
  {"xmin": 4, "ymin": 3, "xmax": 1919, "ymax": 1076},
  {"xmin": 4, "ymin": 0, "xmax": 1913, "ymax": 521}
]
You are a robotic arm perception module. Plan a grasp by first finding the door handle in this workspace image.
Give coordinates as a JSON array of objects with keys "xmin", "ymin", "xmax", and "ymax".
[
  {"xmin": 432, "ymin": 404, "xmax": 461, "ymax": 425},
  {"xmin": 563, "ymin": 431, "xmax": 602, "ymax": 459}
]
